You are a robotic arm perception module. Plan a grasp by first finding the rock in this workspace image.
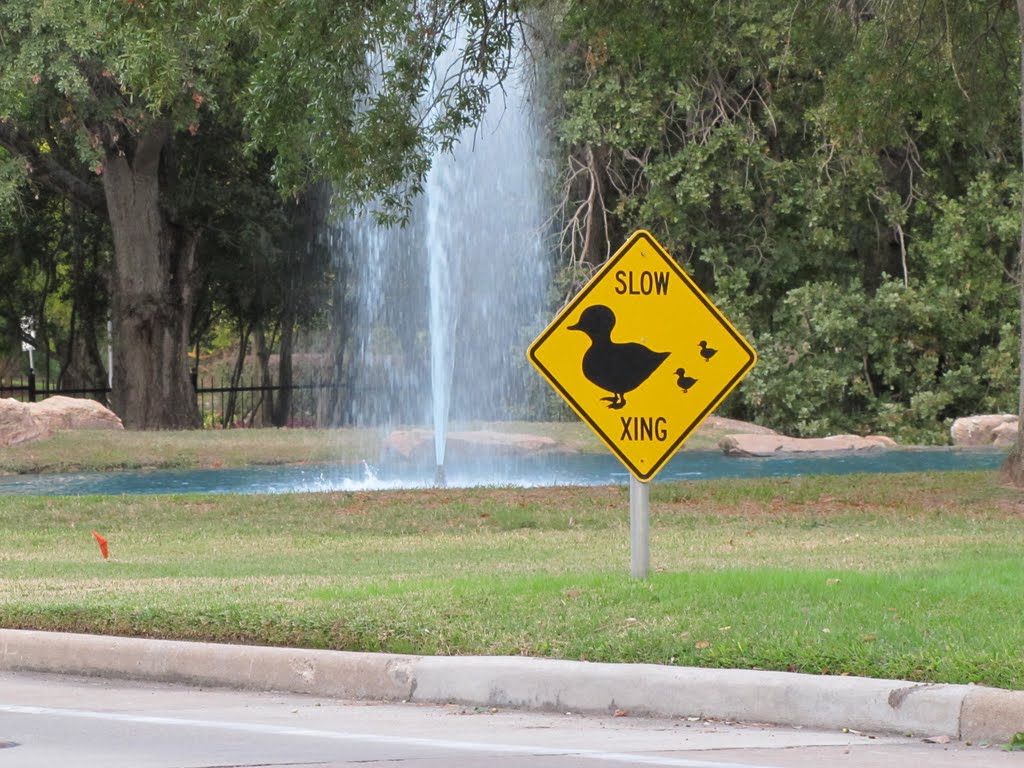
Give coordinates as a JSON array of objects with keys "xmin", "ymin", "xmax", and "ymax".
[
  {"xmin": 950, "ymin": 414, "xmax": 1018, "ymax": 447},
  {"xmin": 382, "ymin": 429, "xmax": 435, "ymax": 460},
  {"xmin": 719, "ymin": 433, "xmax": 897, "ymax": 457},
  {"xmin": 700, "ymin": 415, "xmax": 778, "ymax": 435},
  {"xmin": 29, "ymin": 395, "xmax": 123, "ymax": 433},
  {"xmin": 0, "ymin": 396, "xmax": 122, "ymax": 448},
  {"xmin": 0, "ymin": 398, "xmax": 52, "ymax": 447},
  {"xmin": 992, "ymin": 421, "xmax": 1019, "ymax": 446},
  {"xmin": 384, "ymin": 428, "xmax": 566, "ymax": 461}
]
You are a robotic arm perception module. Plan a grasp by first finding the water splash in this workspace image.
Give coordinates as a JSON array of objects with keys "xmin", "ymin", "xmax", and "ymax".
[
  {"xmin": 332, "ymin": 44, "xmax": 549, "ymax": 479},
  {"xmin": 426, "ymin": 171, "xmax": 455, "ymax": 475}
]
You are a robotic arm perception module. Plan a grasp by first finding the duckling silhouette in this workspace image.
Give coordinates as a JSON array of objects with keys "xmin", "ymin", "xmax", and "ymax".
[
  {"xmin": 568, "ymin": 304, "xmax": 669, "ymax": 409},
  {"xmin": 674, "ymin": 368, "xmax": 697, "ymax": 393},
  {"xmin": 698, "ymin": 340, "xmax": 718, "ymax": 362}
]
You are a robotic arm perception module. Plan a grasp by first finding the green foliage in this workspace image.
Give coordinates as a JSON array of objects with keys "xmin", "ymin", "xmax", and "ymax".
[
  {"xmin": 0, "ymin": 184, "xmax": 111, "ymax": 384},
  {"xmin": 1006, "ymin": 732, "xmax": 1024, "ymax": 751},
  {"xmin": 0, "ymin": 0, "xmax": 528, "ymax": 425},
  {"xmin": 551, "ymin": 0, "xmax": 1022, "ymax": 441},
  {"xmin": 2, "ymin": 0, "xmax": 1020, "ymax": 438}
]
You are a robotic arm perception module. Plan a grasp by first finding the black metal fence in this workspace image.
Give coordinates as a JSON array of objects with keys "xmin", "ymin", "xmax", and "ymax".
[
  {"xmin": 0, "ymin": 373, "xmax": 343, "ymax": 428},
  {"xmin": 193, "ymin": 374, "xmax": 344, "ymax": 428}
]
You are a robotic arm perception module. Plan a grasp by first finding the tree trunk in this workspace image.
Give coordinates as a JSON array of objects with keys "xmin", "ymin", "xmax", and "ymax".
[
  {"xmin": 253, "ymin": 322, "xmax": 274, "ymax": 427},
  {"xmin": 273, "ymin": 315, "xmax": 294, "ymax": 427},
  {"xmin": 101, "ymin": 127, "xmax": 201, "ymax": 429},
  {"xmin": 1002, "ymin": 0, "xmax": 1024, "ymax": 485},
  {"xmin": 224, "ymin": 320, "xmax": 251, "ymax": 428},
  {"xmin": 57, "ymin": 206, "xmax": 109, "ymax": 401}
]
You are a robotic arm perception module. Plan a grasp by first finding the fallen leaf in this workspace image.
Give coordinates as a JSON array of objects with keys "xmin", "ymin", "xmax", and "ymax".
[
  {"xmin": 695, "ymin": 640, "xmax": 711, "ymax": 649},
  {"xmin": 923, "ymin": 735, "xmax": 951, "ymax": 744},
  {"xmin": 613, "ymin": 709, "xmax": 627, "ymax": 717}
]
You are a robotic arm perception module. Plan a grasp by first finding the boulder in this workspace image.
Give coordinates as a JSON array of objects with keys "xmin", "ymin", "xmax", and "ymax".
[
  {"xmin": 30, "ymin": 395, "xmax": 123, "ymax": 432},
  {"xmin": 0, "ymin": 398, "xmax": 52, "ymax": 447},
  {"xmin": 384, "ymin": 428, "xmax": 566, "ymax": 461},
  {"xmin": 0, "ymin": 396, "xmax": 122, "ymax": 448},
  {"xmin": 950, "ymin": 414, "xmax": 1018, "ymax": 447},
  {"xmin": 701, "ymin": 415, "xmax": 778, "ymax": 435},
  {"xmin": 720, "ymin": 433, "xmax": 897, "ymax": 457}
]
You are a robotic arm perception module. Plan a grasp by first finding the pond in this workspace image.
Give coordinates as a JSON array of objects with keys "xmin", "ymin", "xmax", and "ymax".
[{"xmin": 0, "ymin": 447, "xmax": 1006, "ymax": 496}]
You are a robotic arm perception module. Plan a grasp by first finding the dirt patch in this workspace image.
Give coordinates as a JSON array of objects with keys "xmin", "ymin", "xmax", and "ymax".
[{"xmin": 992, "ymin": 497, "xmax": 1024, "ymax": 518}]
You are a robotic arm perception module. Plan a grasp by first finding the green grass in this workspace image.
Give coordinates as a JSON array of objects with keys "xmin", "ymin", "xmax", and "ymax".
[
  {"xmin": 0, "ymin": 417, "xmax": 747, "ymax": 474},
  {"xmin": 0, "ymin": 428, "xmax": 378, "ymax": 473},
  {"xmin": 1, "ymin": 470, "xmax": 1022, "ymax": 689}
]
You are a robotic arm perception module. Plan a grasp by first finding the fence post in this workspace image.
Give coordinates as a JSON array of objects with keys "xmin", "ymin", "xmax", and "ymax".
[{"xmin": 27, "ymin": 369, "xmax": 36, "ymax": 403}]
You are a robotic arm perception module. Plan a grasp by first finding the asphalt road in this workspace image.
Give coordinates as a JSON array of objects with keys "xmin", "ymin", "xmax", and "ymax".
[{"xmin": 0, "ymin": 671, "xmax": 1016, "ymax": 768}]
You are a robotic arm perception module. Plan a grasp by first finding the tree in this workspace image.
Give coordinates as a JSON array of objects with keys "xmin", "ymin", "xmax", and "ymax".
[
  {"xmin": 550, "ymin": 1, "xmax": 1021, "ymax": 443},
  {"xmin": 0, "ymin": 0, "xmax": 525, "ymax": 428},
  {"xmin": 1003, "ymin": 0, "xmax": 1024, "ymax": 484},
  {"xmin": 0, "ymin": 180, "xmax": 111, "ymax": 394}
]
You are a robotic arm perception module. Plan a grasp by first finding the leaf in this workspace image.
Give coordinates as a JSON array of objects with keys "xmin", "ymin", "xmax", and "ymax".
[{"xmin": 1005, "ymin": 732, "xmax": 1024, "ymax": 752}]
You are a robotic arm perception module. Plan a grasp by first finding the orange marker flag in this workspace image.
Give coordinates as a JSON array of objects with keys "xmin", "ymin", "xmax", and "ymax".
[{"xmin": 91, "ymin": 530, "xmax": 109, "ymax": 559}]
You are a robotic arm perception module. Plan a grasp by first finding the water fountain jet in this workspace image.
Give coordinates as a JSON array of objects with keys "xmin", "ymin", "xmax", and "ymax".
[{"xmin": 333, "ymin": 42, "xmax": 549, "ymax": 484}]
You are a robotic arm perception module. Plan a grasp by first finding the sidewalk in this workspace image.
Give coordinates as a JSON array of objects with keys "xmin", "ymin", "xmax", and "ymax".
[{"xmin": 1, "ymin": 628, "xmax": 1021, "ymax": 744}]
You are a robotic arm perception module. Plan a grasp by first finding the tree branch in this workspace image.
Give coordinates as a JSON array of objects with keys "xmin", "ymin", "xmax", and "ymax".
[{"xmin": 0, "ymin": 122, "xmax": 106, "ymax": 214}]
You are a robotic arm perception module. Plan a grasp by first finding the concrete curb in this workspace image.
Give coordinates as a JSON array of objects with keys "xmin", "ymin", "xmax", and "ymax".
[{"xmin": 2, "ymin": 629, "xmax": 1021, "ymax": 743}]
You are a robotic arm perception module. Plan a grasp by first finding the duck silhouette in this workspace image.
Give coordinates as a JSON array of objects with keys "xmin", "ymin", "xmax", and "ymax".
[
  {"xmin": 568, "ymin": 304, "xmax": 669, "ymax": 409},
  {"xmin": 674, "ymin": 368, "xmax": 697, "ymax": 393},
  {"xmin": 698, "ymin": 340, "xmax": 718, "ymax": 362}
]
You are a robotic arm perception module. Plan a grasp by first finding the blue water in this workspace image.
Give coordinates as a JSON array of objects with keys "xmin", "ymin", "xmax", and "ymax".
[{"xmin": 0, "ymin": 448, "xmax": 1006, "ymax": 496}]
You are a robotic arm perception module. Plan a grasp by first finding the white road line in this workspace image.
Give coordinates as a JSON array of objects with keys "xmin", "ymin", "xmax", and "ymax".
[{"xmin": 0, "ymin": 703, "xmax": 780, "ymax": 768}]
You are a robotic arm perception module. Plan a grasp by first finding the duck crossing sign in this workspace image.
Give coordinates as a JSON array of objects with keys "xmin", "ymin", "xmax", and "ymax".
[{"xmin": 528, "ymin": 230, "xmax": 756, "ymax": 481}]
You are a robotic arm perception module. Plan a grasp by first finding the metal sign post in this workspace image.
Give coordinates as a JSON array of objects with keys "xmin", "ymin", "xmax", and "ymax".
[{"xmin": 629, "ymin": 475, "xmax": 650, "ymax": 579}]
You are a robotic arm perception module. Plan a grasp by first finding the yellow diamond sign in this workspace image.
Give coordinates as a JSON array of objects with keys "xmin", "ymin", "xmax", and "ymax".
[{"xmin": 528, "ymin": 230, "xmax": 756, "ymax": 481}]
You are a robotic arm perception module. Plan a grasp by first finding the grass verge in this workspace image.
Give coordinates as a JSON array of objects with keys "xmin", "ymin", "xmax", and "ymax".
[
  {"xmin": 0, "ymin": 417, "xmax": 749, "ymax": 474},
  {"xmin": 1, "ymin": 470, "xmax": 1022, "ymax": 689}
]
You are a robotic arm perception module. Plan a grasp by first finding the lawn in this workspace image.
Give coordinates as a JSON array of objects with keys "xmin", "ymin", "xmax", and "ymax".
[
  {"xmin": 0, "ymin": 417, "xmax": 750, "ymax": 474},
  {"xmin": 1, "ymin": 466, "xmax": 1021, "ymax": 690}
]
